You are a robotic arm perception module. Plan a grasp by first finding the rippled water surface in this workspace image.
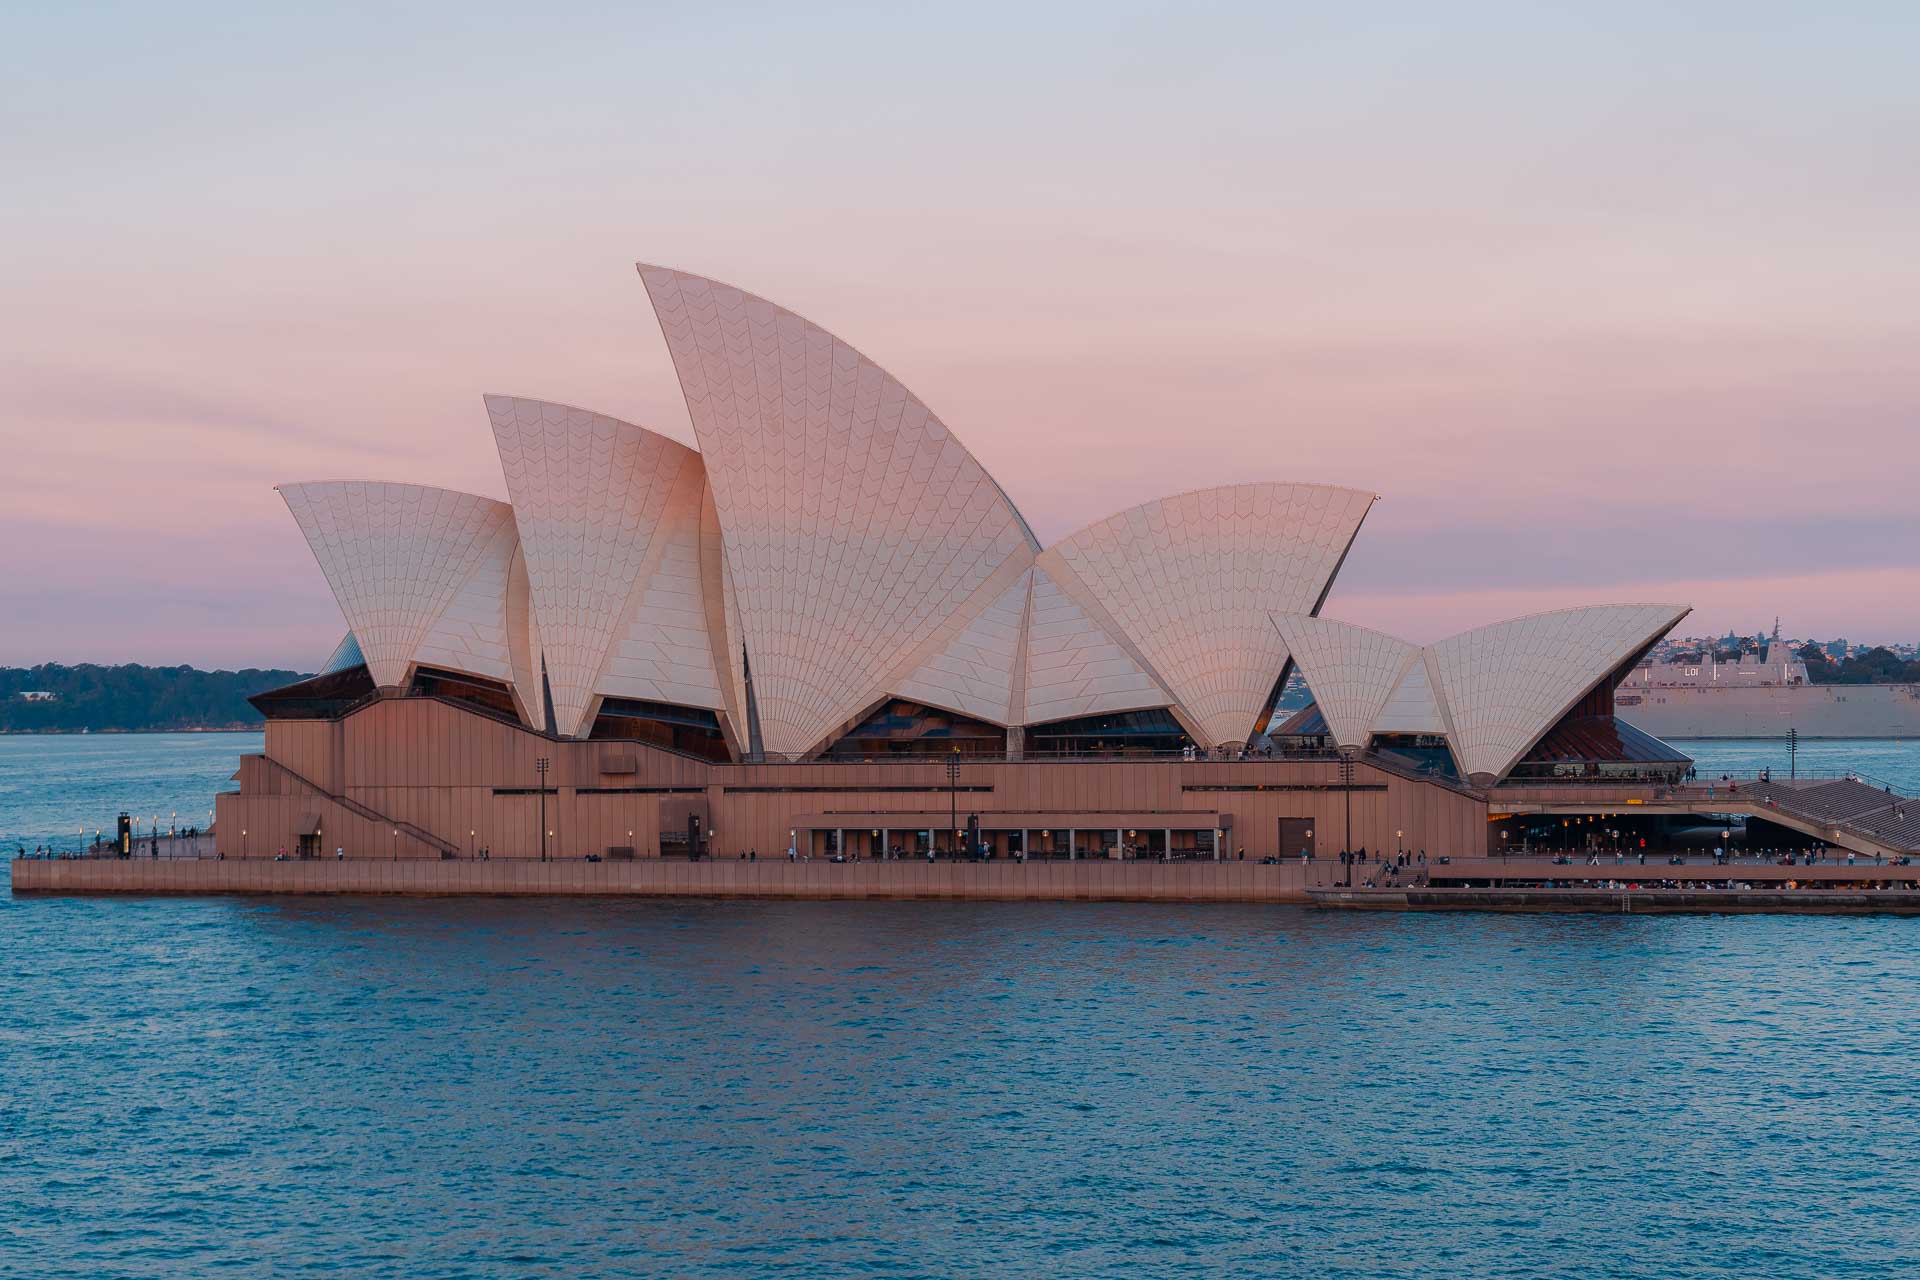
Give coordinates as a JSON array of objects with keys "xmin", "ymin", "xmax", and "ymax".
[
  {"xmin": 0, "ymin": 732, "xmax": 259, "ymax": 852},
  {"xmin": 7, "ymin": 734, "xmax": 1920, "ymax": 1276},
  {"xmin": 6, "ymin": 883, "xmax": 1920, "ymax": 1278}
]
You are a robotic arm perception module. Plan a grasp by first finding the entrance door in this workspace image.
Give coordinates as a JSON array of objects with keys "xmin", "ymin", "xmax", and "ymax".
[
  {"xmin": 1278, "ymin": 818, "xmax": 1314, "ymax": 858},
  {"xmin": 298, "ymin": 833, "xmax": 321, "ymax": 858}
]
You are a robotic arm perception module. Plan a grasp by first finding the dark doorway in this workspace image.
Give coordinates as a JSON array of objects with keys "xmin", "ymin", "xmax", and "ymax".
[{"xmin": 1278, "ymin": 818, "xmax": 1315, "ymax": 857}]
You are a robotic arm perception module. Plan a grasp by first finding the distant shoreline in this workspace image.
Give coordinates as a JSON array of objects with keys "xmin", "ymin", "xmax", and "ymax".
[{"xmin": 0, "ymin": 726, "xmax": 265, "ymax": 736}]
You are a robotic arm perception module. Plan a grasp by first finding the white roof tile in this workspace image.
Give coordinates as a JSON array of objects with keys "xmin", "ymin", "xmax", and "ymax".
[{"xmin": 278, "ymin": 482, "xmax": 516, "ymax": 690}]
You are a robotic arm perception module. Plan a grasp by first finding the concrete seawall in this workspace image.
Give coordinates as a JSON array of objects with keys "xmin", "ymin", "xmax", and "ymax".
[{"xmin": 10, "ymin": 858, "xmax": 1315, "ymax": 902}]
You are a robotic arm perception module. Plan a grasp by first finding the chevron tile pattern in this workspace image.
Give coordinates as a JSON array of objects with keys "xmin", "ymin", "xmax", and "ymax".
[
  {"xmin": 1022, "ymin": 566, "xmax": 1169, "ymax": 724},
  {"xmin": 1427, "ymin": 604, "xmax": 1689, "ymax": 782},
  {"xmin": 638, "ymin": 264, "xmax": 1039, "ymax": 756},
  {"xmin": 892, "ymin": 569, "xmax": 1033, "ymax": 725},
  {"xmin": 414, "ymin": 513, "xmax": 519, "ymax": 683},
  {"xmin": 487, "ymin": 396, "xmax": 709, "ymax": 738},
  {"xmin": 1271, "ymin": 614, "xmax": 1417, "ymax": 750},
  {"xmin": 272, "ymin": 265, "xmax": 1693, "ymax": 782},
  {"xmin": 596, "ymin": 466, "xmax": 726, "ymax": 713},
  {"xmin": 1047, "ymin": 483, "xmax": 1376, "ymax": 748},
  {"xmin": 1374, "ymin": 656, "xmax": 1446, "ymax": 735},
  {"xmin": 279, "ymin": 482, "xmax": 516, "ymax": 689}
]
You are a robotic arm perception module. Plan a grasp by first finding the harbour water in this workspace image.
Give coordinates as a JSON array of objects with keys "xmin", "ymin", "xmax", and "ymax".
[
  {"xmin": 6, "ymin": 734, "xmax": 1920, "ymax": 1277},
  {"xmin": 0, "ymin": 731, "xmax": 260, "ymax": 854},
  {"xmin": 5, "ymin": 884, "xmax": 1919, "ymax": 1276},
  {"xmin": 1673, "ymin": 736, "xmax": 1920, "ymax": 791}
]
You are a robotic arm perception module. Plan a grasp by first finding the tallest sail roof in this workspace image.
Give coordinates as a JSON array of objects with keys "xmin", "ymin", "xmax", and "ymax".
[{"xmin": 638, "ymin": 264, "xmax": 1040, "ymax": 756}]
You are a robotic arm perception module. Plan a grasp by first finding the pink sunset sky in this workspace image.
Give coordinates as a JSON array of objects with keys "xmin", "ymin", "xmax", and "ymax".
[{"xmin": 4, "ymin": 3, "xmax": 1917, "ymax": 670}]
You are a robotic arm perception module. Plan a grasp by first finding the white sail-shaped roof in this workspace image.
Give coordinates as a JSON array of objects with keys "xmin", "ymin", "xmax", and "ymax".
[
  {"xmin": 1021, "ymin": 563, "xmax": 1172, "ymax": 725},
  {"xmin": 594, "ymin": 469, "xmax": 726, "ymax": 715},
  {"xmin": 278, "ymin": 482, "xmax": 517, "ymax": 689},
  {"xmin": 697, "ymin": 482, "xmax": 749, "ymax": 745},
  {"xmin": 413, "ymin": 512, "xmax": 520, "ymax": 684},
  {"xmin": 487, "ymin": 395, "xmax": 715, "ymax": 738},
  {"xmin": 1045, "ymin": 483, "xmax": 1376, "ymax": 748},
  {"xmin": 638, "ymin": 264, "xmax": 1040, "ymax": 756},
  {"xmin": 1427, "ymin": 604, "xmax": 1689, "ymax": 783},
  {"xmin": 267, "ymin": 265, "xmax": 1695, "ymax": 777},
  {"xmin": 1271, "ymin": 614, "xmax": 1418, "ymax": 750},
  {"xmin": 1373, "ymin": 655, "xmax": 1446, "ymax": 735},
  {"xmin": 889, "ymin": 567, "xmax": 1034, "ymax": 726}
]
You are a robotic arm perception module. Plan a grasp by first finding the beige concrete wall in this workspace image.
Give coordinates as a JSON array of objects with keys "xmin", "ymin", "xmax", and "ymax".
[
  {"xmin": 13, "ymin": 857, "xmax": 1319, "ymax": 901},
  {"xmin": 221, "ymin": 698, "xmax": 1491, "ymax": 864}
]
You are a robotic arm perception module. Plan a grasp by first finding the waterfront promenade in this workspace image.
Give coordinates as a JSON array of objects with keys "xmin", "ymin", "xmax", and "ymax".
[
  {"xmin": 16, "ymin": 848, "xmax": 1920, "ymax": 908},
  {"xmin": 11, "ymin": 856, "xmax": 1317, "ymax": 901}
]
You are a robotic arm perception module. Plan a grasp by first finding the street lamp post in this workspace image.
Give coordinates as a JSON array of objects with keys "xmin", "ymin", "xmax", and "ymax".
[
  {"xmin": 536, "ymin": 756, "xmax": 550, "ymax": 861},
  {"xmin": 947, "ymin": 746, "xmax": 960, "ymax": 859}
]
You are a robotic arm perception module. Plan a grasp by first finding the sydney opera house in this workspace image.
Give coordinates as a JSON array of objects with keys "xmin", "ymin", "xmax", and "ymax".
[{"xmin": 218, "ymin": 265, "xmax": 1692, "ymax": 862}]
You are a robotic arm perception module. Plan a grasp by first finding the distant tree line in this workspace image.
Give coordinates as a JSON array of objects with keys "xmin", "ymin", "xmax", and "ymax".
[
  {"xmin": 1795, "ymin": 644, "xmax": 1920, "ymax": 685},
  {"xmin": 0, "ymin": 664, "xmax": 308, "ymax": 733}
]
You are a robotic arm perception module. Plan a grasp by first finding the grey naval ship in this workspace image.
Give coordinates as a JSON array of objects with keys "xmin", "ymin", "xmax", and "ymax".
[{"xmin": 1615, "ymin": 639, "xmax": 1920, "ymax": 739}]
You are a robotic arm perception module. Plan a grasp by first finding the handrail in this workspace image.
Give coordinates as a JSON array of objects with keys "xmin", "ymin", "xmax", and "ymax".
[
  {"xmin": 258, "ymin": 756, "xmax": 462, "ymax": 857},
  {"xmin": 1497, "ymin": 768, "xmax": 1919, "ymax": 856}
]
